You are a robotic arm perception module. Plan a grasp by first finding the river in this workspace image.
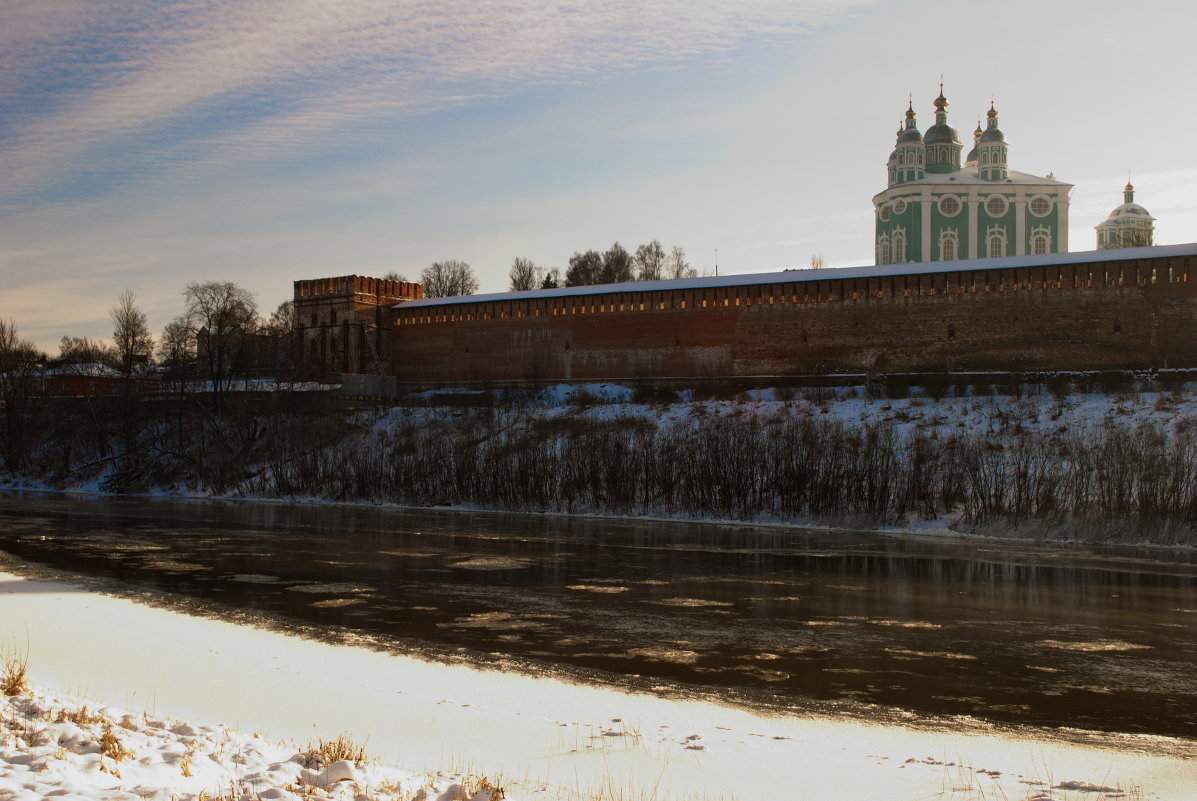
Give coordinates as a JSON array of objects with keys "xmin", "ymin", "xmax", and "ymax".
[{"xmin": 1, "ymin": 491, "xmax": 1194, "ymax": 739}]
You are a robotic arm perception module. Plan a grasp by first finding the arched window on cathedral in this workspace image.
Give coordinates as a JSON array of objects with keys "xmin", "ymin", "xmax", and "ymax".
[
  {"xmin": 987, "ymin": 227, "xmax": 1007, "ymax": 258},
  {"xmin": 893, "ymin": 230, "xmax": 907, "ymax": 263},
  {"xmin": 1030, "ymin": 226, "xmax": 1052, "ymax": 255},
  {"xmin": 940, "ymin": 231, "xmax": 958, "ymax": 262},
  {"xmin": 878, "ymin": 235, "xmax": 891, "ymax": 265}
]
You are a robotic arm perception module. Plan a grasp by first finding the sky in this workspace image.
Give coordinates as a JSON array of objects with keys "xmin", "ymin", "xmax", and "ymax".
[{"xmin": 3, "ymin": 0, "xmax": 1196, "ymax": 353}]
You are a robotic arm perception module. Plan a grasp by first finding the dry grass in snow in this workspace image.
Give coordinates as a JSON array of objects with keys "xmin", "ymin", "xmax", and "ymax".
[
  {"xmin": 1, "ymin": 647, "xmax": 29, "ymax": 698},
  {"xmin": 0, "ymin": 681, "xmax": 506, "ymax": 801}
]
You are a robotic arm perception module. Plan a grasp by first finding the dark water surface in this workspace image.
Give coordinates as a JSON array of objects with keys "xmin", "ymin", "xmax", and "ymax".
[{"xmin": 1, "ymin": 492, "xmax": 1195, "ymax": 738}]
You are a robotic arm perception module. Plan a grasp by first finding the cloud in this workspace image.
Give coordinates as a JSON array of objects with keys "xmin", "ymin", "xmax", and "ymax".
[{"xmin": 0, "ymin": 0, "xmax": 880, "ymax": 205}]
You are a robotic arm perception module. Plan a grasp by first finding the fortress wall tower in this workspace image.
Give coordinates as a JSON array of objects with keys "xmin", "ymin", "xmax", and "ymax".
[{"xmin": 293, "ymin": 276, "xmax": 422, "ymax": 380}]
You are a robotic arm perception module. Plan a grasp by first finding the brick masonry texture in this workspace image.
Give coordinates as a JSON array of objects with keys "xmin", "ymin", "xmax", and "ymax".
[
  {"xmin": 297, "ymin": 252, "xmax": 1197, "ymax": 383},
  {"xmin": 294, "ymin": 276, "xmax": 421, "ymax": 377}
]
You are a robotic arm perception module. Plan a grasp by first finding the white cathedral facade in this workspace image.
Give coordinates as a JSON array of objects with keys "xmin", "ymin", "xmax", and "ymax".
[
  {"xmin": 874, "ymin": 87, "xmax": 1073, "ymax": 265},
  {"xmin": 874, "ymin": 87, "xmax": 1158, "ymax": 265}
]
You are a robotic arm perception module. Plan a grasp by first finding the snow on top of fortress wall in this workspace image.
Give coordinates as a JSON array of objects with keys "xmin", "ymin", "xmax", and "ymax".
[{"xmin": 396, "ymin": 243, "xmax": 1197, "ymax": 310}]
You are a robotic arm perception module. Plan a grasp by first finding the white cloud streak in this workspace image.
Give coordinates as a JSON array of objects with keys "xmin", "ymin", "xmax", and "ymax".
[{"xmin": 0, "ymin": 0, "xmax": 880, "ymax": 204}]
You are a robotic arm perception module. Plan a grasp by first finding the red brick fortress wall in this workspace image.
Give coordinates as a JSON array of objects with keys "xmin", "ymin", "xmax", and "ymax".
[
  {"xmin": 386, "ymin": 247, "xmax": 1197, "ymax": 384},
  {"xmin": 732, "ymin": 259, "xmax": 1196, "ymax": 375},
  {"xmin": 294, "ymin": 275, "xmax": 422, "ymax": 379}
]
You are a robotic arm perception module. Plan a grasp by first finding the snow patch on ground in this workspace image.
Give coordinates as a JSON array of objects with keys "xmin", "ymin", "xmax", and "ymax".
[
  {"xmin": 0, "ymin": 683, "xmax": 499, "ymax": 801},
  {"xmin": 383, "ymin": 383, "xmax": 1197, "ymax": 444}
]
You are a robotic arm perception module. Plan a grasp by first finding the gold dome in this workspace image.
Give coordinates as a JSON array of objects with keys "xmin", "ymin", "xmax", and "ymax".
[{"xmin": 933, "ymin": 81, "xmax": 949, "ymax": 112}]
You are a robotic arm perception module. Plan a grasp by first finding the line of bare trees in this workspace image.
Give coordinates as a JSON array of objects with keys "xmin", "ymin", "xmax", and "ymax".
[
  {"xmin": 6, "ymin": 360, "xmax": 1196, "ymax": 543},
  {"xmin": 506, "ymin": 240, "xmax": 694, "ymax": 292},
  {"xmin": 0, "ymin": 279, "xmax": 303, "ymax": 474},
  {"xmin": 230, "ymin": 411, "xmax": 1197, "ymax": 544},
  {"xmin": 562, "ymin": 241, "xmax": 693, "ymax": 287}
]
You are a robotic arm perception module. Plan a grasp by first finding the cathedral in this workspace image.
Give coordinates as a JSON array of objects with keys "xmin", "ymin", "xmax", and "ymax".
[
  {"xmin": 873, "ymin": 87, "xmax": 1073, "ymax": 264},
  {"xmin": 1096, "ymin": 183, "xmax": 1155, "ymax": 249}
]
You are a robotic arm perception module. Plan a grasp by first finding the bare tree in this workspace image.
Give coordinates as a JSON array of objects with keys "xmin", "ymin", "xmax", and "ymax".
[
  {"xmin": 57, "ymin": 336, "xmax": 115, "ymax": 367},
  {"xmin": 0, "ymin": 319, "xmax": 45, "ymax": 471},
  {"xmin": 381, "ymin": 270, "xmax": 410, "ymax": 283},
  {"xmin": 262, "ymin": 300, "xmax": 296, "ymax": 377},
  {"xmin": 156, "ymin": 314, "xmax": 195, "ymax": 452},
  {"xmin": 109, "ymin": 290, "xmax": 154, "ymax": 442},
  {"xmin": 565, "ymin": 250, "xmax": 603, "ymax": 287},
  {"xmin": 809, "ymin": 254, "xmax": 825, "ymax": 270},
  {"xmin": 182, "ymin": 281, "xmax": 258, "ymax": 406},
  {"xmin": 634, "ymin": 240, "xmax": 666, "ymax": 281},
  {"xmin": 508, "ymin": 257, "xmax": 542, "ymax": 292},
  {"xmin": 110, "ymin": 290, "xmax": 153, "ymax": 378},
  {"xmin": 420, "ymin": 260, "xmax": 479, "ymax": 297},
  {"xmin": 264, "ymin": 300, "xmax": 295, "ymax": 335},
  {"xmin": 601, "ymin": 242, "xmax": 635, "ymax": 284},
  {"xmin": 157, "ymin": 315, "xmax": 195, "ymax": 373},
  {"xmin": 668, "ymin": 246, "xmax": 694, "ymax": 279}
]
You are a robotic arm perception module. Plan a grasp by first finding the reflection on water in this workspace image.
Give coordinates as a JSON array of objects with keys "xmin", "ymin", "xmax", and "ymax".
[{"xmin": 1, "ymin": 492, "xmax": 1195, "ymax": 738}]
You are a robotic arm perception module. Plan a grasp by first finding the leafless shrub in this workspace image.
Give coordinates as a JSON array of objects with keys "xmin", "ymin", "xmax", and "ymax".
[
  {"xmin": 99, "ymin": 726, "xmax": 131, "ymax": 761},
  {"xmin": 1, "ymin": 649, "xmax": 28, "ymax": 696},
  {"xmin": 55, "ymin": 704, "xmax": 106, "ymax": 725},
  {"xmin": 12, "ymin": 380, "xmax": 1197, "ymax": 545},
  {"xmin": 301, "ymin": 732, "xmax": 370, "ymax": 768},
  {"xmin": 201, "ymin": 402, "xmax": 1197, "ymax": 543}
]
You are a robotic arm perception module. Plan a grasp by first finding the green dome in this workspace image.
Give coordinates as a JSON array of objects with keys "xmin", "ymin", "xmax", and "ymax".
[{"xmin": 924, "ymin": 123, "xmax": 959, "ymax": 145}]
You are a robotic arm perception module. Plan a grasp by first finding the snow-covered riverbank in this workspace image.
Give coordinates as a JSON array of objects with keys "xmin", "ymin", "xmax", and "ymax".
[
  {"xmin": 6, "ymin": 384, "xmax": 1197, "ymax": 545},
  {"xmin": 2, "ymin": 568, "xmax": 1194, "ymax": 801},
  {"xmin": 1, "ymin": 681, "xmax": 491, "ymax": 801}
]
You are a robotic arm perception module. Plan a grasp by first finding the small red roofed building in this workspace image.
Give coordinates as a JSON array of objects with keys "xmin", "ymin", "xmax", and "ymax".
[{"xmin": 41, "ymin": 364, "xmax": 124, "ymax": 397}]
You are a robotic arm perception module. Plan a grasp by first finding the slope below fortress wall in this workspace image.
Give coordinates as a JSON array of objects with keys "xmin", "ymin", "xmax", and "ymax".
[{"xmin": 385, "ymin": 251, "xmax": 1197, "ymax": 383}]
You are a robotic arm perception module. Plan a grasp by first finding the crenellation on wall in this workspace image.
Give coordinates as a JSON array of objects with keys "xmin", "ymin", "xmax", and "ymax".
[
  {"xmin": 293, "ymin": 274, "xmax": 423, "ymax": 380},
  {"xmin": 381, "ymin": 249, "xmax": 1197, "ymax": 383}
]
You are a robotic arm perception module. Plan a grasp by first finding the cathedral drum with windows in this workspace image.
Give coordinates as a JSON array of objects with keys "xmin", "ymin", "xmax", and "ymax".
[
  {"xmin": 1096, "ymin": 183, "xmax": 1155, "ymax": 249},
  {"xmin": 873, "ymin": 87, "xmax": 1072, "ymax": 264}
]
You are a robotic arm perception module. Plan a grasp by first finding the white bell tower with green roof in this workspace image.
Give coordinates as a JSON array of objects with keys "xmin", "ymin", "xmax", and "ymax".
[{"xmin": 873, "ymin": 86, "xmax": 1072, "ymax": 265}]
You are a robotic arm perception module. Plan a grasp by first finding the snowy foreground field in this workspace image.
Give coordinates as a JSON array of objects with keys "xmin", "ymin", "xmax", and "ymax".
[{"xmin": 2, "ymin": 569, "xmax": 1195, "ymax": 801}]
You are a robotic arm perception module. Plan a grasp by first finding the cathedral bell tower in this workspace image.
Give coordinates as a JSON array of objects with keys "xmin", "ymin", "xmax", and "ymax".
[
  {"xmin": 978, "ymin": 103, "xmax": 1009, "ymax": 181},
  {"xmin": 892, "ymin": 102, "xmax": 926, "ymax": 185},
  {"xmin": 924, "ymin": 85, "xmax": 962, "ymax": 173}
]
